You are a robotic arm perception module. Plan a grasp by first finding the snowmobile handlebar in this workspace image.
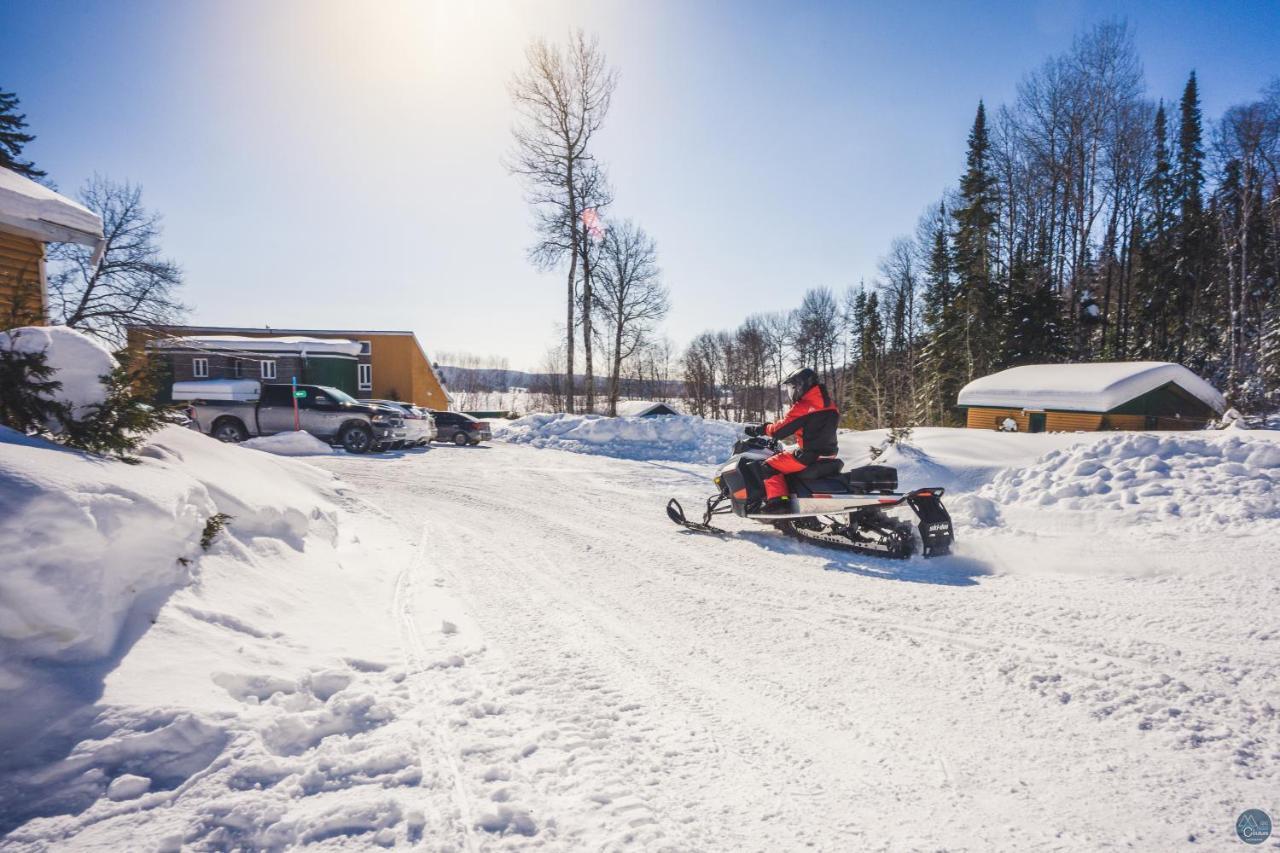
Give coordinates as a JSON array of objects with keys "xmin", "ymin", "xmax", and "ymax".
[{"xmin": 732, "ymin": 434, "xmax": 781, "ymax": 455}]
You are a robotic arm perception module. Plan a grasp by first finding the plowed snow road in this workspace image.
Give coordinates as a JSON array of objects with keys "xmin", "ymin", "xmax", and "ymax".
[{"xmin": 318, "ymin": 442, "xmax": 1278, "ymax": 851}]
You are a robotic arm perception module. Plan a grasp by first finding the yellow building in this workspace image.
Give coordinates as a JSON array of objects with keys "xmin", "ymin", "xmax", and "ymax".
[
  {"xmin": 0, "ymin": 166, "xmax": 104, "ymax": 324},
  {"xmin": 132, "ymin": 325, "xmax": 451, "ymax": 410}
]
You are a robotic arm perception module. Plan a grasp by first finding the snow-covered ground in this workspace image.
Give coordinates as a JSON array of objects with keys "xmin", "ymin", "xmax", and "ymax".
[{"xmin": 3, "ymin": 414, "xmax": 1279, "ymax": 850}]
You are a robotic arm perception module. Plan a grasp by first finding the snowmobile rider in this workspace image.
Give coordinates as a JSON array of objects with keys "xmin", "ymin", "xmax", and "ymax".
[{"xmin": 743, "ymin": 367, "xmax": 839, "ymax": 513}]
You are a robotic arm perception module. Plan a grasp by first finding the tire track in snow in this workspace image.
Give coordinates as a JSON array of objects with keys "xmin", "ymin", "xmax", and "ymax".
[
  {"xmin": 420, "ymin": 509, "xmax": 873, "ymax": 851},
  {"xmin": 436, "ymin": 471, "xmax": 1273, "ymax": 771},
  {"xmin": 393, "ymin": 522, "xmax": 480, "ymax": 852}
]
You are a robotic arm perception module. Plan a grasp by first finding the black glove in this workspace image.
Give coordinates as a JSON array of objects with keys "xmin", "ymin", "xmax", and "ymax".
[{"xmin": 744, "ymin": 423, "xmax": 764, "ymax": 437}]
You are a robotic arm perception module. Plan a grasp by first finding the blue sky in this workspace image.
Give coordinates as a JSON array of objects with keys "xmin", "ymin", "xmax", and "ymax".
[{"xmin": 3, "ymin": 0, "xmax": 1278, "ymax": 369}]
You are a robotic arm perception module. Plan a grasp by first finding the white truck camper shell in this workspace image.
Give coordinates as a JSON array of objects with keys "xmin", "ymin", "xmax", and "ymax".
[{"xmin": 171, "ymin": 379, "xmax": 261, "ymax": 402}]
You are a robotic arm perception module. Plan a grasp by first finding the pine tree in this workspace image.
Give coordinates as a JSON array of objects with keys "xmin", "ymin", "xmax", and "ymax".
[
  {"xmin": 951, "ymin": 102, "xmax": 1000, "ymax": 381},
  {"xmin": 0, "ymin": 338, "xmax": 67, "ymax": 435},
  {"xmin": 0, "ymin": 88, "xmax": 44, "ymax": 180},
  {"xmin": 58, "ymin": 354, "xmax": 176, "ymax": 461},
  {"xmin": 1172, "ymin": 71, "xmax": 1208, "ymax": 363},
  {"xmin": 1133, "ymin": 103, "xmax": 1177, "ymax": 358},
  {"xmin": 915, "ymin": 202, "xmax": 965, "ymax": 425},
  {"xmin": 1176, "ymin": 73, "xmax": 1204, "ymax": 221}
]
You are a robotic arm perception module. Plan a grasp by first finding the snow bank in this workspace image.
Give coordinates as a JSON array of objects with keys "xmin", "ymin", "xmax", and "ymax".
[
  {"xmin": 242, "ymin": 430, "xmax": 334, "ymax": 456},
  {"xmin": 498, "ymin": 412, "xmax": 739, "ymax": 464},
  {"xmin": 0, "ymin": 427, "xmax": 209, "ymax": 663},
  {"xmin": 981, "ymin": 432, "xmax": 1280, "ymax": 532},
  {"xmin": 0, "ymin": 325, "xmax": 116, "ymax": 418},
  {"xmin": 838, "ymin": 427, "xmax": 1112, "ymax": 493},
  {"xmin": 0, "ymin": 423, "xmax": 414, "ymax": 844},
  {"xmin": 0, "ymin": 426, "xmax": 337, "ymax": 667}
]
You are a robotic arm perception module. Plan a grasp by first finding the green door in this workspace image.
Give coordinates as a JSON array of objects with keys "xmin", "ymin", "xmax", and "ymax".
[
  {"xmin": 1029, "ymin": 412, "xmax": 1046, "ymax": 433},
  {"xmin": 301, "ymin": 356, "xmax": 358, "ymax": 396}
]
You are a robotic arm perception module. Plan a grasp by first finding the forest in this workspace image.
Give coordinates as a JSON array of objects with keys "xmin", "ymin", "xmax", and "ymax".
[{"xmin": 680, "ymin": 22, "xmax": 1279, "ymax": 427}]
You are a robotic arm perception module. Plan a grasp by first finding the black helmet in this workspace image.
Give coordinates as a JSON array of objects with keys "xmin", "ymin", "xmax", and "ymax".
[{"xmin": 782, "ymin": 367, "xmax": 819, "ymax": 403}]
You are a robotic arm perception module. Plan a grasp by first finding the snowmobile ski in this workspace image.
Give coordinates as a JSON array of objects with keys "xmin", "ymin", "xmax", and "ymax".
[{"xmin": 666, "ymin": 496, "xmax": 728, "ymax": 535}]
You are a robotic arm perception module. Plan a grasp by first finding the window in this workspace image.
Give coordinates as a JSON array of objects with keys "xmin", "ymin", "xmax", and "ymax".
[
  {"xmin": 358, "ymin": 340, "xmax": 372, "ymax": 355},
  {"xmin": 358, "ymin": 363, "xmax": 373, "ymax": 390},
  {"xmin": 260, "ymin": 360, "xmax": 277, "ymax": 380},
  {"xmin": 261, "ymin": 384, "xmax": 292, "ymax": 405},
  {"xmin": 192, "ymin": 357, "xmax": 209, "ymax": 378},
  {"xmin": 231, "ymin": 360, "xmax": 244, "ymax": 379}
]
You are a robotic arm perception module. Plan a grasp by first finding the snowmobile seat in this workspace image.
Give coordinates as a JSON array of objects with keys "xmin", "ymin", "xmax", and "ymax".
[
  {"xmin": 796, "ymin": 458, "xmax": 844, "ymax": 480},
  {"xmin": 788, "ymin": 459, "xmax": 848, "ymax": 496},
  {"xmin": 844, "ymin": 464, "xmax": 899, "ymax": 493}
]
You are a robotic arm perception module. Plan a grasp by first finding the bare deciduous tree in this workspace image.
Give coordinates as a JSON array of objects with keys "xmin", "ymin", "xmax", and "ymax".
[
  {"xmin": 48, "ymin": 176, "xmax": 185, "ymax": 346},
  {"xmin": 508, "ymin": 31, "xmax": 617, "ymax": 413},
  {"xmin": 593, "ymin": 220, "xmax": 668, "ymax": 414}
]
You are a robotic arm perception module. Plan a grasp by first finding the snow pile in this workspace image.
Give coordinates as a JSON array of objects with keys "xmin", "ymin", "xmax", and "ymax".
[
  {"xmin": 0, "ymin": 427, "xmax": 211, "ymax": 664},
  {"xmin": 0, "ymin": 325, "xmax": 116, "ymax": 418},
  {"xmin": 0, "ymin": 424, "xmax": 413, "ymax": 843},
  {"xmin": 838, "ymin": 426, "xmax": 1107, "ymax": 493},
  {"xmin": 0, "ymin": 425, "xmax": 340, "ymax": 704},
  {"xmin": 981, "ymin": 431, "xmax": 1280, "ymax": 531},
  {"xmin": 497, "ymin": 412, "xmax": 740, "ymax": 463},
  {"xmin": 242, "ymin": 430, "xmax": 334, "ymax": 456}
]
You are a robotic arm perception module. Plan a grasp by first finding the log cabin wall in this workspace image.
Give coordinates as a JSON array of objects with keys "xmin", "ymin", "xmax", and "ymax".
[
  {"xmin": 0, "ymin": 232, "xmax": 45, "ymax": 325},
  {"xmin": 965, "ymin": 407, "xmax": 1030, "ymax": 431},
  {"xmin": 1044, "ymin": 411, "xmax": 1104, "ymax": 431}
]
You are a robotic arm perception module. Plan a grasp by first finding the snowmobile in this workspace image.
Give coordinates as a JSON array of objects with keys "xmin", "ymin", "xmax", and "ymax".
[{"xmin": 666, "ymin": 432, "xmax": 954, "ymax": 558}]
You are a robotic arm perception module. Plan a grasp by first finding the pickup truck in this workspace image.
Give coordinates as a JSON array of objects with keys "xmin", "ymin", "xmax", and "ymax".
[{"xmin": 183, "ymin": 382, "xmax": 407, "ymax": 453}]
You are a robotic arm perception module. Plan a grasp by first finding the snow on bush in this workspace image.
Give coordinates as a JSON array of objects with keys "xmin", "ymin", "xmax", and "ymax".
[
  {"xmin": 242, "ymin": 430, "xmax": 334, "ymax": 456},
  {"xmin": 980, "ymin": 432, "xmax": 1280, "ymax": 531},
  {"xmin": 0, "ymin": 325, "xmax": 116, "ymax": 418},
  {"xmin": 497, "ymin": 412, "xmax": 740, "ymax": 464}
]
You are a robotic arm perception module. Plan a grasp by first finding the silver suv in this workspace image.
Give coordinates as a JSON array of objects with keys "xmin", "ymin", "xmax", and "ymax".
[{"xmin": 360, "ymin": 400, "xmax": 437, "ymax": 446}]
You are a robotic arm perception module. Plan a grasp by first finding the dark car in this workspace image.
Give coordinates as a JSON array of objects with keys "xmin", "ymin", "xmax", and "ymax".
[{"xmin": 430, "ymin": 411, "xmax": 492, "ymax": 446}]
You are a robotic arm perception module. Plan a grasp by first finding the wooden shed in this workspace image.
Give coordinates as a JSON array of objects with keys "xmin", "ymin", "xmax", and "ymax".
[
  {"xmin": 957, "ymin": 362, "xmax": 1226, "ymax": 432},
  {"xmin": 0, "ymin": 166, "xmax": 103, "ymax": 324}
]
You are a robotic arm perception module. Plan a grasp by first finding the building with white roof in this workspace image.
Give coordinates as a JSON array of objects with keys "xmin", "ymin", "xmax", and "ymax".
[
  {"xmin": 614, "ymin": 400, "xmax": 683, "ymax": 417},
  {"xmin": 957, "ymin": 362, "xmax": 1226, "ymax": 432}
]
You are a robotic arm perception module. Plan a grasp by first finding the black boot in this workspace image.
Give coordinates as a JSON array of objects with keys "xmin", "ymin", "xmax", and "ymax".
[{"xmin": 759, "ymin": 496, "xmax": 791, "ymax": 515}]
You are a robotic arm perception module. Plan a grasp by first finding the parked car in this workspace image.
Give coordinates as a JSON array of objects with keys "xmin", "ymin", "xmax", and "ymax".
[
  {"xmin": 359, "ymin": 399, "xmax": 437, "ymax": 446},
  {"xmin": 180, "ymin": 380, "xmax": 407, "ymax": 453},
  {"xmin": 430, "ymin": 410, "xmax": 492, "ymax": 446}
]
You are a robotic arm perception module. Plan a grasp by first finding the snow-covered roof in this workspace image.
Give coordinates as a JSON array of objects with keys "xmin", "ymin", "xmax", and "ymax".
[
  {"xmin": 615, "ymin": 400, "xmax": 683, "ymax": 417},
  {"xmin": 149, "ymin": 335, "xmax": 362, "ymax": 356},
  {"xmin": 0, "ymin": 167, "xmax": 104, "ymax": 256},
  {"xmin": 957, "ymin": 362, "xmax": 1226, "ymax": 414}
]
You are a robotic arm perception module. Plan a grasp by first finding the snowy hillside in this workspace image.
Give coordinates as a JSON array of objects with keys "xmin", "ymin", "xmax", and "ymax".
[{"xmin": 4, "ymin": 413, "xmax": 1279, "ymax": 849}]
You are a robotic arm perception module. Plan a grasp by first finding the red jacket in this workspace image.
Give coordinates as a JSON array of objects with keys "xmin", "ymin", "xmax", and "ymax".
[{"xmin": 765, "ymin": 383, "xmax": 839, "ymax": 457}]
